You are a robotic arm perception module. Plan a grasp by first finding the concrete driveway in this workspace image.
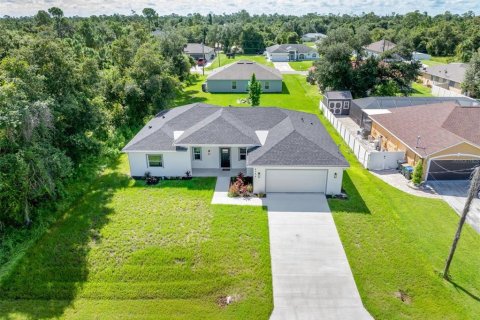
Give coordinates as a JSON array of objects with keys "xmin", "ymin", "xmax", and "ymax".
[
  {"xmin": 265, "ymin": 193, "xmax": 372, "ymax": 320},
  {"xmin": 273, "ymin": 62, "xmax": 308, "ymax": 75},
  {"xmin": 428, "ymin": 181, "xmax": 480, "ymax": 233}
]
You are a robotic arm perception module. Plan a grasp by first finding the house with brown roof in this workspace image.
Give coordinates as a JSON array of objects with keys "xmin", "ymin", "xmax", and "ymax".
[{"xmin": 369, "ymin": 102, "xmax": 480, "ymax": 181}]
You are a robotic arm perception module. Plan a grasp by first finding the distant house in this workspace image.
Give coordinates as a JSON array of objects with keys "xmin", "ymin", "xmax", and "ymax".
[
  {"xmin": 123, "ymin": 103, "xmax": 348, "ymax": 194},
  {"xmin": 206, "ymin": 60, "xmax": 282, "ymax": 93},
  {"xmin": 184, "ymin": 43, "xmax": 216, "ymax": 61},
  {"xmin": 420, "ymin": 63, "xmax": 469, "ymax": 96},
  {"xmin": 363, "ymin": 40, "xmax": 396, "ymax": 58},
  {"xmin": 301, "ymin": 33, "xmax": 327, "ymax": 42},
  {"xmin": 369, "ymin": 103, "xmax": 480, "ymax": 180},
  {"xmin": 265, "ymin": 44, "xmax": 318, "ymax": 62}
]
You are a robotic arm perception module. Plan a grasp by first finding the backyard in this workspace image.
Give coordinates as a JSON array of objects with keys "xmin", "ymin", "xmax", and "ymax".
[
  {"xmin": 0, "ymin": 158, "xmax": 272, "ymax": 319},
  {"xmin": 177, "ymin": 74, "xmax": 321, "ymax": 113}
]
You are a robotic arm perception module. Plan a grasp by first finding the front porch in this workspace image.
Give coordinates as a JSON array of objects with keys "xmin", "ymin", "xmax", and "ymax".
[{"xmin": 192, "ymin": 168, "xmax": 249, "ymax": 177}]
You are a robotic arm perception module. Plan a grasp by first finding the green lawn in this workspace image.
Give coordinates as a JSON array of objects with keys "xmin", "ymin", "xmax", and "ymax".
[
  {"xmin": 177, "ymin": 74, "xmax": 321, "ymax": 114},
  {"xmin": 288, "ymin": 60, "xmax": 313, "ymax": 71},
  {"xmin": 0, "ymin": 157, "xmax": 272, "ymax": 319},
  {"xmin": 421, "ymin": 56, "xmax": 459, "ymax": 67},
  {"xmin": 302, "ymin": 41, "xmax": 316, "ymax": 48},
  {"xmin": 206, "ymin": 54, "xmax": 272, "ymax": 71},
  {"xmin": 411, "ymin": 82, "xmax": 433, "ymax": 97}
]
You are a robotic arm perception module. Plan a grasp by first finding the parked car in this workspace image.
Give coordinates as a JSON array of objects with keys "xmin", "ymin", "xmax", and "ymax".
[{"xmin": 197, "ymin": 58, "xmax": 207, "ymax": 66}]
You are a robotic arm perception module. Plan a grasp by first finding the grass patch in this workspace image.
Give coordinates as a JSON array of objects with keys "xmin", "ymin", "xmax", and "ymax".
[
  {"xmin": 411, "ymin": 82, "xmax": 433, "ymax": 97},
  {"xmin": 317, "ymin": 110, "xmax": 480, "ymax": 319},
  {"xmin": 176, "ymin": 74, "xmax": 321, "ymax": 114},
  {"xmin": 421, "ymin": 56, "xmax": 460, "ymax": 67},
  {"xmin": 302, "ymin": 42, "xmax": 316, "ymax": 48},
  {"xmin": 206, "ymin": 54, "xmax": 272, "ymax": 71},
  {"xmin": 288, "ymin": 61, "xmax": 313, "ymax": 71},
  {"xmin": 0, "ymin": 156, "xmax": 272, "ymax": 319}
]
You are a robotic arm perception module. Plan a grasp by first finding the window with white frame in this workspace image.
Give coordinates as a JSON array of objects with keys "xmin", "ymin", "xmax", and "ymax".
[
  {"xmin": 147, "ymin": 154, "xmax": 163, "ymax": 167},
  {"xmin": 193, "ymin": 147, "xmax": 202, "ymax": 160},
  {"xmin": 232, "ymin": 81, "xmax": 237, "ymax": 89},
  {"xmin": 239, "ymin": 147, "xmax": 247, "ymax": 161}
]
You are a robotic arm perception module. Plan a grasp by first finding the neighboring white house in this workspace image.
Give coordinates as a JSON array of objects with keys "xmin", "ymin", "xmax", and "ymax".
[
  {"xmin": 206, "ymin": 60, "xmax": 282, "ymax": 93},
  {"xmin": 301, "ymin": 33, "xmax": 327, "ymax": 42},
  {"xmin": 184, "ymin": 43, "xmax": 216, "ymax": 61},
  {"xmin": 123, "ymin": 104, "xmax": 349, "ymax": 194},
  {"xmin": 420, "ymin": 63, "xmax": 469, "ymax": 96},
  {"xmin": 265, "ymin": 44, "xmax": 319, "ymax": 62}
]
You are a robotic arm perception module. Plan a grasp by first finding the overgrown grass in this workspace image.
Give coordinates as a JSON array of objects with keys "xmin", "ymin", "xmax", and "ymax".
[
  {"xmin": 206, "ymin": 54, "xmax": 272, "ymax": 70},
  {"xmin": 176, "ymin": 74, "xmax": 321, "ymax": 114},
  {"xmin": 0, "ymin": 156, "xmax": 272, "ymax": 319},
  {"xmin": 288, "ymin": 61, "xmax": 313, "ymax": 71}
]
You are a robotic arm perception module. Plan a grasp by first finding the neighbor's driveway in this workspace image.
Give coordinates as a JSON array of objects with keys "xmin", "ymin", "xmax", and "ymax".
[
  {"xmin": 428, "ymin": 181, "xmax": 480, "ymax": 233},
  {"xmin": 273, "ymin": 62, "xmax": 308, "ymax": 75},
  {"xmin": 265, "ymin": 193, "xmax": 372, "ymax": 320}
]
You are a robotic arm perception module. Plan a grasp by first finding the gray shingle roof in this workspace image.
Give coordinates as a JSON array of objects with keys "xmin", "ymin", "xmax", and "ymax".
[
  {"xmin": 266, "ymin": 44, "xmax": 316, "ymax": 54},
  {"xmin": 424, "ymin": 63, "xmax": 468, "ymax": 84},
  {"xmin": 184, "ymin": 43, "xmax": 215, "ymax": 55},
  {"xmin": 363, "ymin": 40, "xmax": 396, "ymax": 54},
  {"xmin": 325, "ymin": 91, "xmax": 353, "ymax": 100},
  {"xmin": 123, "ymin": 104, "xmax": 348, "ymax": 167},
  {"xmin": 353, "ymin": 96, "xmax": 479, "ymax": 110},
  {"xmin": 207, "ymin": 60, "xmax": 282, "ymax": 81}
]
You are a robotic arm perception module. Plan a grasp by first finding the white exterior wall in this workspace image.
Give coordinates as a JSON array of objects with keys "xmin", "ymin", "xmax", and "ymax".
[
  {"xmin": 190, "ymin": 146, "xmax": 248, "ymax": 169},
  {"xmin": 207, "ymin": 80, "xmax": 282, "ymax": 93},
  {"xmin": 267, "ymin": 51, "xmax": 318, "ymax": 62},
  {"xmin": 191, "ymin": 146, "xmax": 220, "ymax": 169},
  {"xmin": 252, "ymin": 166, "xmax": 345, "ymax": 195},
  {"xmin": 127, "ymin": 151, "xmax": 192, "ymax": 177}
]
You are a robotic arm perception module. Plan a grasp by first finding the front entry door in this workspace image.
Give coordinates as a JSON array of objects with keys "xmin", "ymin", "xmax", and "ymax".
[{"xmin": 220, "ymin": 148, "xmax": 231, "ymax": 168}]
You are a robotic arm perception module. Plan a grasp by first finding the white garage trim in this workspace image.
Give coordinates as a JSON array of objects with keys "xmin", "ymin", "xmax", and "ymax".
[{"xmin": 265, "ymin": 169, "xmax": 328, "ymax": 193}]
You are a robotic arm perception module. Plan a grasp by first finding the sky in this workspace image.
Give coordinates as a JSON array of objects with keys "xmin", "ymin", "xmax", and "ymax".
[{"xmin": 0, "ymin": 0, "xmax": 479, "ymax": 17}]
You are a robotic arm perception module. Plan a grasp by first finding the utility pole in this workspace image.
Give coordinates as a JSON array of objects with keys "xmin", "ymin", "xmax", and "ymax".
[
  {"xmin": 202, "ymin": 27, "xmax": 207, "ymax": 76},
  {"xmin": 443, "ymin": 166, "xmax": 480, "ymax": 279}
]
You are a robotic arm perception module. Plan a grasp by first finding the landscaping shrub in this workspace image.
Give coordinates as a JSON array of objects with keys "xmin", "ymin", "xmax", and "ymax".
[
  {"xmin": 228, "ymin": 172, "xmax": 253, "ymax": 197},
  {"xmin": 412, "ymin": 160, "xmax": 423, "ymax": 185}
]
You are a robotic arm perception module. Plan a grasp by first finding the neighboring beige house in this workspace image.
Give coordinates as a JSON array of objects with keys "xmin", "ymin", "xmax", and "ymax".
[
  {"xmin": 369, "ymin": 102, "xmax": 480, "ymax": 181},
  {"xmin": 420, "ymin": 63, "xmax": 468, "ymax": 95}
]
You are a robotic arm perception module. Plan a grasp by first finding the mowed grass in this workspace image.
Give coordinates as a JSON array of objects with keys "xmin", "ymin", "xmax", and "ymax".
[
  {"xmin": 288, "ymin": 60, "xmax": 313, "ymax": 71},
  {"xmin": 318, "ymin": 113, "xmax": 480, "ymax": 319},
  {"xmin": 206, "ymin": 54, "xmax": 272, "ymax": 70},
  {"xmin": 177, "ymin": 74, "xmax": 321, "ymax": 114},
  {"xmin": 411, "ymin": 82, "xmax": 433, "ymax": 97},
  {"xmin": 421, "ymin": 56, "xmax": 460, "ymax": 67},
  {"xmin": 0, "ymin": 156, "xmax": 272, "ymax": 319}
]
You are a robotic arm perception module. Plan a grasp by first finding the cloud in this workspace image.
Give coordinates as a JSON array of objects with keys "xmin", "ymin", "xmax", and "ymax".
[{"xmin": 0, "ymin": 0, "xmax": 478, "ymax": 17}]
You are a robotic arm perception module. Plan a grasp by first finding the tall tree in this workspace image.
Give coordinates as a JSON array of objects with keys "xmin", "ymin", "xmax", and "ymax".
[
  {"xmin": 462, "ymin": 49, "xmax": 480, "ymax": 98},
  {"xmin": 248, "ymin": 73, "xmax": 262, "ymax": 106}
]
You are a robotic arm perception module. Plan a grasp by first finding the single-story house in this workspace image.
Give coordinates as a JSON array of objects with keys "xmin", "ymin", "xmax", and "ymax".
[
  {"xmin": 206, "ymin": 60, "xmax": 282, "ymax": 93},
  {"xmin": 301, "ymin": 33, "xmax": 327, "ymax": 42},
  {"xmin": 184, "ymin": 43, "xmax": 216, "ymax": 61},
  {"xmin": 347, "ymin": 95, "xmax": 479, "ymax": 132},
  {"xmin": 122, "ymin": 103, "xmax": 348, "ymax": 194},
  {"xmin": 420, "ymin": 63, "xmax": 468, "ymax": 95},
  {"xmin": 369, "ymin": 102, "xmax": 480, "ymax": 180},
  {"xmin": 363, "ymin": 39, "xmax": 396, "ymax": 58},
  {"xmin": 265, "ymin": 44, "xmax": 318, "ymax": 62}
]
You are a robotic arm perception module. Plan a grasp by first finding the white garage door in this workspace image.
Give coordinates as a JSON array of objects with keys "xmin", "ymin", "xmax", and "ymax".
[{"xmin": 266, "ymin": 169, "xmax": 327, "ymax": 193}]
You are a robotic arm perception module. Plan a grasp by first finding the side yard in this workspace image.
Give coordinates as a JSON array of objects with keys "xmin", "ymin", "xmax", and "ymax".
[
  {"xmin": 320, "ymin": 115, "xmax": 480, "ymax": 319},
  {"xmin": 0, "ymin": 156, "xmax": 272, "ymax": 319},
  {"xmin": 288, "ymin": 60, "xmax": 314, "ymax": 71}
]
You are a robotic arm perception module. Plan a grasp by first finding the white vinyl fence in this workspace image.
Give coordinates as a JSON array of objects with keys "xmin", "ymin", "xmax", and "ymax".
[
  {"xmin": 431, "ymin": 84, "xmax": 468, "ymax": 98},
  {"xmin": 320, "ymin": 102, "xmax": 404, "ymax": 170}
]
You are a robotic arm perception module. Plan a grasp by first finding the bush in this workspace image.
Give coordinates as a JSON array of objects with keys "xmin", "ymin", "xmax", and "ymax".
[
  {"xmin": 412, "ymin": 161, "xmax": 423, "ymax": 185},
  {"xmin": 228, "ymin": 172, "xmax": 253, "ymax": 197},
  {"xmin": 144, "ymin": 171, "xmax": 159, "ymax": 185}
]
